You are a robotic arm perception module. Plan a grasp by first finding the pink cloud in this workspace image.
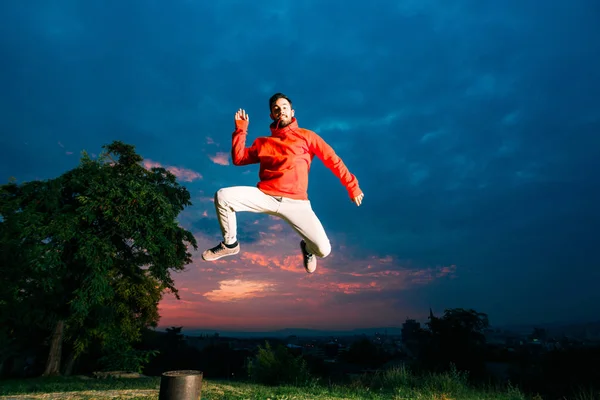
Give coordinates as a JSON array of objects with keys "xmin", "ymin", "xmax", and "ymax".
[
  {"xmin": 407, "ymin": 265, "xmax": 457, "ymax": 284},
  {"xmin": 156, "ymin": 217, "xmax": 458, "ymax": 331},
  {"xmin": 143, "ymin": 159, "xmax": 202, "ymax": 182},
  {"xmin": 379, "ymin": 255, "xmax": 394, "ymax": 263},
  {"xmin": 300, "ymin": 280, "xmax": 381, "ymax": 295},
  {"xmin": 241, "ymin": 251, "xmax": 304, "ymax": 274},
  {"xmin": 204, "ymin": 279, "xmax": 276, "ymax": 302},
  {"xmin": 209, "ymin": 152, "xmax": 230, "ymax": 166},
  {"xmin": 256, "ymin": 231, "xmax": 280, "ymax": 247}
]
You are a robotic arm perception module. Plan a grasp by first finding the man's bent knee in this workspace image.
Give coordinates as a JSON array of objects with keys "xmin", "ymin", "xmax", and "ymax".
[
  {"xmin": 215, "ymin": 187, "xmax": 235, "ymax": 206},
  {"xmin": 313, "ymin": 240, "xmax": 331, "ymax": 258}
]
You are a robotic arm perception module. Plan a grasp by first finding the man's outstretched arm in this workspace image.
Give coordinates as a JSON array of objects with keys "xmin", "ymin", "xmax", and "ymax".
[
  {"xmin": 308, "ymin": 131, "xmax": 364, "ymax": 206},
  {"xmin": 231, "ymin": 109, "xmax": 259, "ymax": 166}
]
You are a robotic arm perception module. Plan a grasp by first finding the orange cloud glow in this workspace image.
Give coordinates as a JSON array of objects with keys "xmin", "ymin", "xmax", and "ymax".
[
  {"xmin": 143, "ymin": 159, "xmax": 202, "ymax": 182},
  {"xmin": 157, "ymin": 215, "xmax": 458, "ymax": 331},
  {"xmin": 204, "ymin": 279, "xmax": 276, "ymax": 302},
  {"xmin": 209, "ymin": 152, "xmax": 230, "ymax": 166}
]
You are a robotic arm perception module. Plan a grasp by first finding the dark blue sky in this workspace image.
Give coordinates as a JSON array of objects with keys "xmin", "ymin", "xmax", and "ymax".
[{"xmin": 1, "ymin": 0, "xmax": 599, "ymax": 330}]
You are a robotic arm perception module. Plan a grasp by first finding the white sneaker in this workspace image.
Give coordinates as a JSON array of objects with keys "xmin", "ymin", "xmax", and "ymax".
[
  {"xmin": 202, "ymin": 242, "xmax": 240, "ymax": 261},
  {"xmin": 300, "ymin": 240, "xmax": 316, "ymax": 273}
]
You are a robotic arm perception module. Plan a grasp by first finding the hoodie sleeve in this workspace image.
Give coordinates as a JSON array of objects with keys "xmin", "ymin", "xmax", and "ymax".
[
  {"xmin": 307, "ymin": 131, "xmax": 362, "ymax": 199},
  {"xmin": 231, "ymin": 119, "xmax": 259, "ymax": 166}
]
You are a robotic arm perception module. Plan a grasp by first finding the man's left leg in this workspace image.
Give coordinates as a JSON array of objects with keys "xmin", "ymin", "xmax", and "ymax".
[
  {"xmin": 202, "ymin": 186, "xmax": 280, "ymax": 261},
  {"xmin": 277, "ymin": 198, "xmax": 331, "ymax": 273}
]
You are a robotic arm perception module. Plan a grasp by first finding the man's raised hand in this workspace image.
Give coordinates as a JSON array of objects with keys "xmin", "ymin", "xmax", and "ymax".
[
  {"xmin": 353, "ymin": 192, "xmax": 364, "ymax": 207},
  {"xmin": 235, "ymin": 108, "xmax": 249, "ymax": 122}
]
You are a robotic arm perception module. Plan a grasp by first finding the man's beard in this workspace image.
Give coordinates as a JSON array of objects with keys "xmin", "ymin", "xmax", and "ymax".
[{"xmin": 276, "ymin": 117, "xmax": 291, "ymax": 128}]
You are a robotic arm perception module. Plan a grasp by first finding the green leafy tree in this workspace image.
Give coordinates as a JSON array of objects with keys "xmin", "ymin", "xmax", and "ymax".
[
  {"xmin": 421, "ymin": 308, "xmax": 489, "ymax": 379},
  {"xmin": 339, "ymin": 337, "xmax": 388, "ymax": 368},
  {"xmin": 247, "ymin": 341, "xmax": 312, "ymax": 386},
  {"xmin": 0, "ymin": 141, "xmax": 197, "ymax": 376},
  {"xmin": 1, "ymin": 177, "xmax": 64, "ymax": 375}
]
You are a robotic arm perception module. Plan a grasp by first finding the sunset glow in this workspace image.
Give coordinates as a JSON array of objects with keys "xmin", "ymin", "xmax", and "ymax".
[{"xmin": 3, "ymin": 0, "xmax": 598, "ymax": 331}]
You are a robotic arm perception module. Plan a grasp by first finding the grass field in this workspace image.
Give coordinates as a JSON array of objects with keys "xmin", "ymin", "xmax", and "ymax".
[{"xmin": 0, "ymin": 367, "xmax": 597, "ymax": 400}]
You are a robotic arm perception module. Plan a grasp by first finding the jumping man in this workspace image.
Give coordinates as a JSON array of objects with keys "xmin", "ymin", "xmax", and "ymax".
[{"xmin": 202, "ymin": 93, "xmax": 364, "ymax": 273}]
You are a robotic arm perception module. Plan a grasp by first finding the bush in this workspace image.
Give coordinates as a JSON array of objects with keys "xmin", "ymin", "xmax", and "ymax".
[
  {"xmin": 247, "ymin": 341, "xmax": 313, "ymax": 386},
  {"xmin": 367, "ymin": 364, "xmax": 414, "ymax": 390},
  {"xmin": 421, "ymin": 363, "xmax": 470, "ymax": 395},
  {"xmin": 98, "ymin": 346, "xmax": 159, "ymax": 374}
]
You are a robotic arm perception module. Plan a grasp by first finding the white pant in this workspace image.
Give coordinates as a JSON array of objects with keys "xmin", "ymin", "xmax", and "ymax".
[{"xmin": 214, "ymin": 186, "xmax": 331, "ymax": 257}]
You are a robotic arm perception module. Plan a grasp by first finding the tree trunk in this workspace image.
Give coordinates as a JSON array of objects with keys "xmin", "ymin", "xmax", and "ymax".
[
  {"xmin": 43, "ymin": 320, "xmax": 64, "ymax": 376},
  {"xmin": 63, "ymin": 350, "xmax": 78, "ymax": 376}
]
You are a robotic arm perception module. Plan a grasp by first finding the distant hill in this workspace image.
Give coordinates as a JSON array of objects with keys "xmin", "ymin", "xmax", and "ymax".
[
  {"xmin": 160, "ymin": 326, "xmax": 403, "ymax": 339},
  {"xmin": 497, "ymin": 320, "xmax": 600, "ymax": 339},
  {"xmin": 159, "ymin": 320, "xmax": 600, "ymax": 340}
]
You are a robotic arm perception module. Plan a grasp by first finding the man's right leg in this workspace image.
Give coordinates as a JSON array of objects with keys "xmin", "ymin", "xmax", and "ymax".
[
  {"xmin": 277, "ymin": 198, "xmax": 331, "ymax": 273},
  {"xmin": 202, "ymin": 186, "xmax": 280, "ymax": 261}
]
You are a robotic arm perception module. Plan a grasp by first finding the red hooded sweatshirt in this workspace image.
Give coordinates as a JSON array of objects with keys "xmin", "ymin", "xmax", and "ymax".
[{"xmin": 231, "ymin": 117, "xmax": 362, "ymax": 201}]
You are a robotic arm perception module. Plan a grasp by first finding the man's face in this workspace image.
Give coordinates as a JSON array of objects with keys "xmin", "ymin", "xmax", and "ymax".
[{"xmin": 270, "ymin": 98, "xmax": 294, "ymax": 127}]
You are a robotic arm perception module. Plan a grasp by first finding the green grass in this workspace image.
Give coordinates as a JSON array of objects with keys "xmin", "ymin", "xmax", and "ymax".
[{"xmin": 0, "ymin": 367, "xmax": 597, "ymax": 400}]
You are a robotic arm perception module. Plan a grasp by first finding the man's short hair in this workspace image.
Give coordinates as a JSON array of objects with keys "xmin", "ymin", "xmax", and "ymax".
[{"xmin": 269, "ymin": 93, "xmax": 292, "ymax": 111}]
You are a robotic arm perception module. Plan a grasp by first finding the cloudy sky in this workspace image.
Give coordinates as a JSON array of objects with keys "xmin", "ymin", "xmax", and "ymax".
[{"xmin": 1, "ymin": 0, "xmax": 599, "ymax": 331}]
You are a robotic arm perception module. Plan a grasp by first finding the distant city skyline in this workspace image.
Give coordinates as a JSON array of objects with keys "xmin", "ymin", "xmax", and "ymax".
[
  {"xmin": 155, "ymin": 319, "xmax": 600, "ymax": 341},
  {"xmin": 1, "ymin": 0, "xmax": 599, "ymax": 330}
]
